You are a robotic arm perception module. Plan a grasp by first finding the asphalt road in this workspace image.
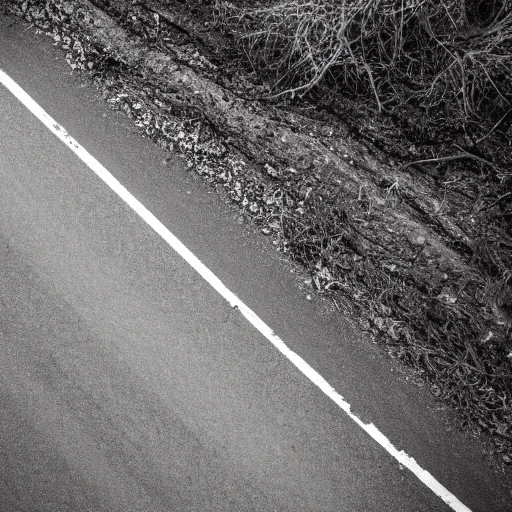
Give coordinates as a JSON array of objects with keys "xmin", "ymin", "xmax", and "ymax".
[{"xmin": 0, "ymin": 13, "xmax": 510, "ymax": 512}]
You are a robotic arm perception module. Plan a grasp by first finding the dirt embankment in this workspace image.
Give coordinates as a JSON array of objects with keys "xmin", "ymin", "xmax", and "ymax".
[{"xmin": 6, "ymin": 0, "xmax": 512, "ymax": 467}]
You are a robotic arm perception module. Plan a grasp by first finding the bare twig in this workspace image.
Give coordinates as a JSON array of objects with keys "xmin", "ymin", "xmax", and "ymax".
[
  {"xmin": 476, "ymin": 109, "xmax": 512, "ymax": 144},
  {"xmin": 479, "ymin": 192, "xmax": 512, "ymax": 213},
  {"xmin": 402, "ymin": 147, "xmax": 495, "ymax": 171}
]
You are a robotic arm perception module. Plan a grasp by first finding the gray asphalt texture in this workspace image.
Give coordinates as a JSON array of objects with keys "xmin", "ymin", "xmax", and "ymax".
[{"xmin": 1, "ymin": 13, "xmax": 511, "ymax": 512}]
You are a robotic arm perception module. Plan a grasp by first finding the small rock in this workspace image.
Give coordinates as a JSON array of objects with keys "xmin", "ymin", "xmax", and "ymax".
[
  {"xmin": 264, "ymin": 163, "xmax": 279, "ymax": 177},
  {"xmin": 410, "ymin": 234, "xmax": 426, "ymax": 246}
]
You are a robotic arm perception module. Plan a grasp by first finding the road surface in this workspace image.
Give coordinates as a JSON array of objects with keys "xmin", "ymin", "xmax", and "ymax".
[{"xmin": 0, "ymin": 13, "xmax": 510, "ymax": 512}]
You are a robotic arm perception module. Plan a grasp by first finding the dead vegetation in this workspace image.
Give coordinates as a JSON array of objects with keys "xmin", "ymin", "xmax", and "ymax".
[
  {"xmin": 224, "ymin": 1, "xmax": 511, "ymax": 129},
  {"xmin": 6, "ymin": 0, "xmax": 512, "ymax": 468}
]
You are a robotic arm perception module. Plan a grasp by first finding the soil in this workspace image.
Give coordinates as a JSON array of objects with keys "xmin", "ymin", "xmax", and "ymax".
[{"xmin": 5, "ymin": 0, "xmax": 512, "ymax": 471}]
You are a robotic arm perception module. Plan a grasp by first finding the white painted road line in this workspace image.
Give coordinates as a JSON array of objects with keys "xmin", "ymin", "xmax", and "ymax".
[{"xmin": 0, "ymin": 68, "xmax": 472, "ymax": 512}]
